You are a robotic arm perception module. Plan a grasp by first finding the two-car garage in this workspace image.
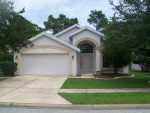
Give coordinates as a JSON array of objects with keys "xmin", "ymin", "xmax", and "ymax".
[{"xmin": 21, "ymin": 53, "xmax": 69, "ymax": 75}]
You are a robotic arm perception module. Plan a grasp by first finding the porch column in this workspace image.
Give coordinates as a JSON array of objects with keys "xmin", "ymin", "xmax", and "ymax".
[{"xmin": 96, "ymin": 47, "xmax": 100, "ymax": 72}]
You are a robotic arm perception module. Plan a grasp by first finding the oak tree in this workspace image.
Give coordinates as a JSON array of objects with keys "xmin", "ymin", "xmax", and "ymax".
[
  {"xmin": 0, "ymin": 0, "xmax": 43, "ymax": 52},
  {"xmin": 44, "ymin": 14, "xmax": 78, "ymax": 35},
  {"xmin": 109, "ymin": 0, "xmax": 150, "ymax": 71},
  {"xmin": 87, "ymin": 10, "xmax": 108, "ymax": 33}
]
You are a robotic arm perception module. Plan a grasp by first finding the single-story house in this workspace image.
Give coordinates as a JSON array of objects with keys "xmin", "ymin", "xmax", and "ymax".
[
  {"xmin": 131, "ymin": 63, "xmax": 141, "ymax": 71},
  {"xmin": 14, "ymin": 24, "xmax": 128, "ymax": 76}
]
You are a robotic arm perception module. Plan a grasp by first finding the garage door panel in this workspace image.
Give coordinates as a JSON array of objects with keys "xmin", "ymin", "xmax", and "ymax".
[{"xmin": 21, "ymin": 54, "xmax": 69, "ymax": 75}]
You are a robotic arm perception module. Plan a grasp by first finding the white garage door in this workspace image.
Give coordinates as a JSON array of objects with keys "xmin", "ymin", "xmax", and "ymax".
[{"xmin": 21, "ymin": 54, "xmax": 69, "ymax": 75}]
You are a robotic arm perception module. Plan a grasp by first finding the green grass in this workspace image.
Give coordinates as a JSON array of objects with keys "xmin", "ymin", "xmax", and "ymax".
[
  {"xmin": 61, "ymin": 70, "xmax": 150, "ymax": 89},
  {"xmin": 59, "ymin": 92, "xmax": 150, "ymax": 104}
]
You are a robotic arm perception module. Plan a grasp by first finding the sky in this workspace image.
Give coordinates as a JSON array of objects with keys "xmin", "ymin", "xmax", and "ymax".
[{"xmin": 10, "ymin": 0, "xmax": 119, "ymax": 28}]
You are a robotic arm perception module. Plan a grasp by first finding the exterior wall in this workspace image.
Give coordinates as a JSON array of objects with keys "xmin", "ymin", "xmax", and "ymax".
[
  {"xmin": 72, "ymin": 29, "xmax": 101, "ymax": 46},
  {"xmin": 23, "ymin": 48, "xmax": 67, "ymax": 54},
  {"xmin": 101, "ymin": 38, "xmax": 104, "ymax": 46},
  {"xmin": 33, "ymin": 36, "xmax": 75, "ymax": 52},
  {"xmin": 14, "ymin": 35, "xmax": 78, "ymax": 76},
  {"xmin": 14, "ymin": 52, "xmax": 17, "ymax": 63},
  {"xmin": 14, "ymin": 52, "xmax": 18, "ymax": 75},
  {"xmin": 56, "ymin": 27, "xmax": 80, "ymax": 44},
  {"xmin": 72, "ymin": 51, "xmax": 77, "ymax": 76},
  {"xmin": 131, "ymin": 63, "xmax": 142, "ymax": 71}
]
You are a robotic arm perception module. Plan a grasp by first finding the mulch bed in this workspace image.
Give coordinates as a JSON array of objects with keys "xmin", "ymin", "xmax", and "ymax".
[{"xmin": 93, "ymin": 73, "xmax": 132, "ymax": 79}]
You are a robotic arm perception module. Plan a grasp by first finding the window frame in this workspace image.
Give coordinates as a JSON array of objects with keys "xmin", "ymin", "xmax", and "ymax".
[
  {"xmin": 102, "ymin": 54, "xmax": 110, "ymax": 68},
  {"xmin": 80, "ymin": 44, "xmax": 93, "ymax": 53}
]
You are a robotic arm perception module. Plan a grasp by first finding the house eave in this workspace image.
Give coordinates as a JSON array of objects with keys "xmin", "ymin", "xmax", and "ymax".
[
  {"xmin": 54, "ymin": 24, "xmax": 82, "ymax": 37},
  {"xmin": 69, "ymin": 26, "xmax": 104, "ymax": 39},
  {"xmin": 29, "ymin": 32, "xmax": 80, "ymax": 52}
]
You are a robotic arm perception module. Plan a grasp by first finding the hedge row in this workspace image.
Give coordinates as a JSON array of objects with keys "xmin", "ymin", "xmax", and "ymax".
[{"xmin": 0, "ymin": 61, "xmax": 17, "ymax": 76}]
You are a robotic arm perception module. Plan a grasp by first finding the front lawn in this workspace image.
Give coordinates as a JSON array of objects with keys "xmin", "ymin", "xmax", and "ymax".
[
  {"xmin": 59, "ymin": 92, "xmax": 150, "ymax": 104},
  {"xmin": 61, "ymin": 70, "xmax": 150, "ymax": 89}
]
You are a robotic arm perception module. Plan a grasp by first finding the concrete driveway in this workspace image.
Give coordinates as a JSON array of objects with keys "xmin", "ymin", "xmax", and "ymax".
[{"xmin": 0, "ymin": 75, "xmax": 71, "ymax": 105}]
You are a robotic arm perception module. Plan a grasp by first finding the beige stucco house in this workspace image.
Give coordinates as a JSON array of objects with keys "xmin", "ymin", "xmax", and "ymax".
[{"xmin": 14, "ymin": 24, "xmax": 128, "ymax": 76}]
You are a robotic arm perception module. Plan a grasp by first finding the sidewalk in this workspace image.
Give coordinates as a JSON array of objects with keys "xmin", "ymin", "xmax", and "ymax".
[{"xmin": 59, "ymin": 88, "xmax": 150, "ymax": 93}]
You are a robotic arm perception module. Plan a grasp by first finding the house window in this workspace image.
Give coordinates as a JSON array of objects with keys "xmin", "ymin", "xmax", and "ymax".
[
  {"xmin": 103, "ymin": 54, "xmax": 110, "ymax": 68},
  {"xmin": 80, "ymin": 44, "xmax": 93, "ymax": 53}
]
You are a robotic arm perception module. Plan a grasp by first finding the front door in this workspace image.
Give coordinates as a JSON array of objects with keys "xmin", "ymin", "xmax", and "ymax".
[
  {"xmin": 79, "ymin": 44, "xmax": 94, "ymax": 73},
  {"xmin": 82, "ymin": 55, "xmax": 91, "ymax": 72}
]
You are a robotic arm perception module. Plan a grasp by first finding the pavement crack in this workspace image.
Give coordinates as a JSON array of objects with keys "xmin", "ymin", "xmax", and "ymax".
[{"xmin": 0, "ymin": 75, "xmax": 44, "ymax": 97}]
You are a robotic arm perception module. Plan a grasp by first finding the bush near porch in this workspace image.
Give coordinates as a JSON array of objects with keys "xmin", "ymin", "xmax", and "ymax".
[
  {"xmin": 61, "ymin": 70, "xmax": 150, "ymax": 89},
  {"xmin": 0, "ymin": 61, "xmax": 17, "ymax": 76},
  {"xmin": 0, "ymin": 52, "xmax": 16, "ymax": 76}
]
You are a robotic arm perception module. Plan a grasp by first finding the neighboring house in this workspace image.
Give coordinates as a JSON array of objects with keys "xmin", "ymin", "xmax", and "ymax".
[
  {"xmin": 14, "ymin": 24, "xmax": 128, "ymax": 76},
  {"xmin": 131, "ymin": 63, "xmax": 142, "ymax": 71}
]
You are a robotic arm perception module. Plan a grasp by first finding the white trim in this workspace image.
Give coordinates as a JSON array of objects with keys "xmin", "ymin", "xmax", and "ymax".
[
  {"xmin": 69, "ymin": 26, "xmax": 104, "ymax": 39},
  {"xmin": 29, "ymin": 32, "xmax": 80, "ymax": 52},
  {"xmin": 54, "ymin": 24, "xmax": 82, "ymax": 37}
]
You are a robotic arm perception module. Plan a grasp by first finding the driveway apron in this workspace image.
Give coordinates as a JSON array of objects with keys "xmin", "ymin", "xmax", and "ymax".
[{"xmin": 0, "ymin": 75, "xmax": 71, "ymax": 105}]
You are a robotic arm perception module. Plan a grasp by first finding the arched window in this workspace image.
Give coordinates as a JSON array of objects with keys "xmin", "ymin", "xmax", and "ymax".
[{"xmin": 80, "ymin": 44, "xmax": 93, "ymax": 53}]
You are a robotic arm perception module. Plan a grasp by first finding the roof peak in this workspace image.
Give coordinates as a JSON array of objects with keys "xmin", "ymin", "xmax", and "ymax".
[
  {"xmin": 54, "ymin": 24, "xmax": 82, "ymax": 37},
  {"xmin": 69, "ymin": 26, "xmax": 104, "ymax": 38}
]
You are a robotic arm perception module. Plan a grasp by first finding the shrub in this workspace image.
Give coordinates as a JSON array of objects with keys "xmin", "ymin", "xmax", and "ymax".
[
  {"xmin": 0, "ymin": 61, "xmax": 17, "ymax": 76},
  {"xmin": 0, "ymin": 52, "xmax": 13, "ymax": 62}
]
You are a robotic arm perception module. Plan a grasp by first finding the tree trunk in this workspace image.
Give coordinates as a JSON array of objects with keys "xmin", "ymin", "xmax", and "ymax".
[
  {"xmin": 145, "ymin": 63, "xmax": 150, "ymax": 72},
  {"xmin": 114, "ymin": 66, "xmax": 117, "ymax": 74}
]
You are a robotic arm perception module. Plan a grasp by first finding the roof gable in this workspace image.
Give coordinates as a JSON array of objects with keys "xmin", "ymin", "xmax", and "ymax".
[
  {"xmin": 54, "ymin": 24, "xmax": 82, "ymax": 37},
  {"xmin": 69, "ymin": 26, "xmax": 104, "ymax": 39},
  {"xmin": 29, "ymin": 32, "xmax": 80, "ymax": 52}
]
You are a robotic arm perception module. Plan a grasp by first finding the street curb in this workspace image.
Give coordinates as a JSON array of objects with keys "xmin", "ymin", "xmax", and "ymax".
[{"xmin": 0, "ymin": 102, "xmax": 150, "ymax": 110}]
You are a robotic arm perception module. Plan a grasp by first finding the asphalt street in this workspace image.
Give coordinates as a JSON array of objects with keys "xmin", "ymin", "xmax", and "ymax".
[{"xmin": 0, "ymin": 106, "xmax": 150, "ymax": 113}]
